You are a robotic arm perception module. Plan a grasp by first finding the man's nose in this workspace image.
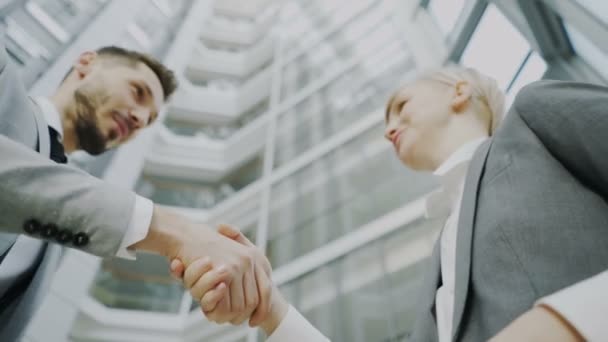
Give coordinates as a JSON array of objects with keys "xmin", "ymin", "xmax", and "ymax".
[{"xmin": 128, "ymin": 108, "xmax": 148, "ymax": 130}]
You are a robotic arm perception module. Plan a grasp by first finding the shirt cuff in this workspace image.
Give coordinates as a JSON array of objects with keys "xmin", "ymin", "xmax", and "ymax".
[
  {"xmin": 267, "ymin": 305, "xmax": 330, "ymax": 342},
  {"xmin": 536, "ymin": 270, "xmax": 608, "ymax": 341},
  {"xmin": 115, "ymin": 195, "xmax": 153, "ymax": 259}
]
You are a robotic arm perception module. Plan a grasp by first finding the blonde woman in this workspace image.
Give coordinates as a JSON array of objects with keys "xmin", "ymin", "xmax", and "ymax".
[{"xmin": 174, "ymin": 67, "xmax": 608, "ymax": 342}]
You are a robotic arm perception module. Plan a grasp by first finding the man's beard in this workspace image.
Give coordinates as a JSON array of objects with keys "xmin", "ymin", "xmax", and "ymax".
[{"xmin": 73, "ymin": 88, "xmax": 108, "ymax": 156}]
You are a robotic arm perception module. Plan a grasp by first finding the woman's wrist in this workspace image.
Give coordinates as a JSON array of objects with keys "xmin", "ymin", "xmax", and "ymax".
[{"xmin": 259, "ymin": 286, "xmax": 289, "ymax": 336}]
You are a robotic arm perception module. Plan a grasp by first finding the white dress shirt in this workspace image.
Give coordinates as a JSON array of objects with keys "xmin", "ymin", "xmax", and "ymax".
[
  {"xmin": 34, "ymin": 97, "xmax": 152, "ymax": 259},
  {"xmin": 425, "ymin": 137, "xmax": 487, "ymax": 342},
  {"xmin": 267, "ymin": 305, "xmax": 330, "ymax": 342}
]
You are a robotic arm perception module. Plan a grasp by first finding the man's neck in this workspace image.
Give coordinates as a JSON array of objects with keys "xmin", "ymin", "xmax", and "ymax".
[{"xmin": 49, "ymin": 92, "xmax": 78, "ymax": 153}]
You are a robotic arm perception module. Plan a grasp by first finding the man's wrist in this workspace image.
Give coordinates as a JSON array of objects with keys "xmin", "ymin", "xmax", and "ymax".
[
  {"xmin": 131, "ymin": 205, "xmax": 187, "ymax": 258},
  {"xmin": 260, "ymin": 287, "xmax": 289, "ymax": 336}
]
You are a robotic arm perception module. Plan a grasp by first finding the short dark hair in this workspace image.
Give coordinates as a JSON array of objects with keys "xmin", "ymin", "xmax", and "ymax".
[
  {"xmin": 97, "ymin": 46, "xmax": 178, "ymax": 101},
  {"xmin": 63, "ymin": 46, "xmax": 178, "ymax": 101}
]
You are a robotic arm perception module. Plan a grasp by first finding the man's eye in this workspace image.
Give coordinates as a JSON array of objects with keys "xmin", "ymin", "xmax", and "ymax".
[{"xmin": 133, "ymin": 85, "xmax": 144, "ymax": 99}]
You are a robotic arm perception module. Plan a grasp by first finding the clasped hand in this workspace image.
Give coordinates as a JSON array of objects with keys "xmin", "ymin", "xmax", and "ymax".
[{"xmin": 170, "ymin": 224, "xmax": 278, "ymax": 327}]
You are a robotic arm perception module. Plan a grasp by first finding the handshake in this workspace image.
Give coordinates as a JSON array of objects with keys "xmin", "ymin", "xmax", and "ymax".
[
  {"xmin": 133, "ymin": 206, "xmax": 289, "ymax": 335},
  {"xmin": 170, "ymin": 224, "xmax": 288, "ymax": 334}
]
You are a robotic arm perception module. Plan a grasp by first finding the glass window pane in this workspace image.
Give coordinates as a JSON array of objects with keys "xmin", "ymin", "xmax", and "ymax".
[
  {"xmin": 164, "ymin": 100, "xmax": 268, "ymax": 140},
  {"xmin": 276, "ymin": 219, "xmax": 437, "ymax": 342},
  {"xmin": 281, "ymin": 3, "xmax": 398, "ymax": 100},
  {"xmin": 460, "ymin": 4, "xmax": 530, "ymax": 90},
  {"xmin": 267, "ymin": 123, "xmax": 438, "ymax": 267},
  {"xmin": 574, "ymin": 0, "xmax": 608, "ymax": 23},
  {"xmin": 505, "ymin": 52, "xmax": 547, "ymax": 107},
  {"xmin": 428, "ymin": 0, "xmax": 466, "ymax": 40},
  {"xmin": 90, "ymin": 255, "xmax": 184, "ymax": 313},
  {"xmin": 26, "ymin": 0, "xmax": 106, "ymax": 38},
  {"xmin": 136, "ymin": 157, "xmax": 262, "ymax": 209},
  {"xmin": 280, "ymin": 0, "xmax": 376, "ymax": 55},
  {"xmin": 276, "ymin": 48, "xmax": 414, "ymax": 168}
]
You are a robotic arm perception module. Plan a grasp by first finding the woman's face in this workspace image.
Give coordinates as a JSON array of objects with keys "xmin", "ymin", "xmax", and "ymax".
[{"xmin": 384, "ymin": 80, "xmax": 456, "ymax": 170}]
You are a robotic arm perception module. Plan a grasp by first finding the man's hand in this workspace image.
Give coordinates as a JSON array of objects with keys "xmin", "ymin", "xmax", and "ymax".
[
  {"xmin": 490, "ymin": 305, "xmax": 585, "ymax": 342},
  {"xmin": 170, "ymin": 224, "xmax": 274, "ymax": 326}
]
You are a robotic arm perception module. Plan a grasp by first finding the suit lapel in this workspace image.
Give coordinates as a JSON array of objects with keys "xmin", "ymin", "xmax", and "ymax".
[
  {"xmin": 452, "ymin": 140, "xmax": 492, "ymax": 340},
  {"xmin": 411, "ymin": 241, "xmax": 441, "ymax": 342},
  {"xmin": 424, "ymin": 242, "xmax": 442, "ymax": 315},
  {"xmin": 29, "ymin": 98, "xmax": 50, "ymax": 158}
]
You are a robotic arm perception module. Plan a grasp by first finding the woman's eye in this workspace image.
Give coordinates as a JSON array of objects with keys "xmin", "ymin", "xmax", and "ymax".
[{"xmin": 397, "ymin": 100, "xmax": 407, "ymax": 113}]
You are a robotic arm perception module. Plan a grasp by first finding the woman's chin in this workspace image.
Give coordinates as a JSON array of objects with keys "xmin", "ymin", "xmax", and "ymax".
[
  {"xmin": 398, "ymin": 150, "xmax": 429, "ymax": 172},
  {"xmin": 397, "ymin": 151, "xmax": 415, "ymax": 169}
]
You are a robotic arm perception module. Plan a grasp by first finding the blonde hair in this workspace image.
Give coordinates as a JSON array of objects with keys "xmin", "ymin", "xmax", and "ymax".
[{"xmin": 387, "ymin": 67, "xmax": 506, "ymax": 135}]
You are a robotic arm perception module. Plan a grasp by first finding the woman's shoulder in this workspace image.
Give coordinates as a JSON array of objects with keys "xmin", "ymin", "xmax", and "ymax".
[{"xmin": 513, "ymin": 80, "xmax": 608, "ymax": 112}]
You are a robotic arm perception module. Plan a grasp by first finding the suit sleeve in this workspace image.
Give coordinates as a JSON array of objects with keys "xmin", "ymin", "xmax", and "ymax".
[
  {"xmin": 513, "ymin": 80, "xmax": 608, "ymax": 340},
  {"xmin": 513, "ymin": 80, "xmax": 608, "ymax": 200},
  {"xmin": 0, "ymin": 133, "xmax": 136, "ymax": 257},
  {"xmin": 266, "ymin": 306, "xmax": 330, "ymax": 342}
]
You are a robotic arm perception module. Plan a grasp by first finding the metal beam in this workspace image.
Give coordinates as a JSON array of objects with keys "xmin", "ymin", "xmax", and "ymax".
[
  {"xmin": 541, "ymin": 0, "xmax": 608, "ymax": 57},
  {"xmin": 0, "ymin": 0, "xmax": 20, "ymax": 18},
  {"xmin": 447, "ymin": 0, "xmax": 488, "ymax": 63},
  {"xmin": 516, "ymin": 0, "xmax": 573, "ymax": 60}
]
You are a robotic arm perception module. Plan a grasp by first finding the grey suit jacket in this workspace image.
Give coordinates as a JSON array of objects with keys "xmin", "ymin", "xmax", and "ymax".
[
  {"xmin": 411, "ymin": 80, "xmax": 608, "ymax": 341},
  {"xmin": 0, "ymin": 36, "xmax": 136, "ymax": 340}
]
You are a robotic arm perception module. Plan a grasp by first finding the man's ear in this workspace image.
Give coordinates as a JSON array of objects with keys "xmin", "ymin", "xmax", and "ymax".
[
  {"xmin": 73, "ymin": 51, "xmax": 98, "ymax": 79},
  {"xmin": 451, "ymin": 80, "xmax": 473, "ymax": 113}
]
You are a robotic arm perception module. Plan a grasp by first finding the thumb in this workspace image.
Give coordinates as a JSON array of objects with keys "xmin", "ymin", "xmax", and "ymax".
[{"xmin": 218, "ymin": 224, "xmax": 254, "ymax": 247}]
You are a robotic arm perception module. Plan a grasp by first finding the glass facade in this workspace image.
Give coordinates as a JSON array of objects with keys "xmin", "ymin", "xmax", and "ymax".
[
  {"xmin": 1, "ymin": 0, "xmax": 109, "ymax": 85},
  {"xmin": 268, "ymin": 123, "xmax": 437, "ymax": 267},
  {"xmin": 428, "ymin": 0, "xmax": 466, "ymax": 42},
  {"xmin": 276, "ymin": 218, "xmax": 441, "ymax": 342},
  {"xmin": 164, "ymin": 100, "xmax": 269, "ymax": 140},
  {"xmin": 6, "ymin": 0, "xmax": 607, "ymax": 341},
  {"xmin": 90, "ymin": 255, "xmax": 184, "ymax": 313}
]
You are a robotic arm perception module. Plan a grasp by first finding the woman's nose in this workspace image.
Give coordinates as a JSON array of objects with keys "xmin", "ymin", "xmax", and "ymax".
[{"xmin": 385, "ymin": 127, "xmax": 397, "ymax": 141}]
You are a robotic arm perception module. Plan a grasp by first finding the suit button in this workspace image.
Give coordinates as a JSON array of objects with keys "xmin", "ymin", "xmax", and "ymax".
[
  {"xmin": 41, "ymin": 224, "xmax": 59, "ymax": 238},
  {"xmin": 73, "ymin": 232, "xmax": 90, "ymax": 247},
  {"xmin": 23, "ymin": 219, "xmax": 41, "ymax": 234},
  {"xmin": 56, "ymin": 230, "xmax": 73, "ymax": 244}
]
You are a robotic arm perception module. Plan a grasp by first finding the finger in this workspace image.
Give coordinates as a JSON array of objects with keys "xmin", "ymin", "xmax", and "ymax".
[
  {"xmin": 260, "ymin": 254, "xmax": 272, "ymax": 277},
  {"xmin": 249, "ymin": 263, "xmax": 273, "ymax": 327},
  {"xmin": 218, "ymin": 224, "xmax": 254, "ymax": 247},
  {"xmin": 228, "ymin": 272, "xmax": 246, "ymax": 322},
  {"xmin": 170, "ymin": 259, "xmax": 185, "ymax": 280},
  {"xmin": 183, "ymin": 257, "xmax": 212, "ymax": 289},
  {"xmin": 207, "ymin": 291, "xmax": 231, "ymax": 324},
  {"xmin": 243, "ymin": 264, "xmax": 259, "ymax": 316},
  {"xmin": 190, "ymin": 265, "xmax": 230, "ymax": 301},
  {"xmin": 231, "ymin": 267, "xmax": 257, "ymax": 325},
  {"xmin": 200, "ymin": 282, "xmax": 227, "ymax": 314}
]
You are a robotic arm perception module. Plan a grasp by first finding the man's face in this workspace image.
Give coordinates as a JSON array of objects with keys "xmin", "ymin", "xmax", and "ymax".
[
  {"xmin": 70, "ymin": 57, "xmax": 164, "ymax": 155},
  {"xmin": 384, "ymin": 80, "xmax": 454, "ymax": 170}
]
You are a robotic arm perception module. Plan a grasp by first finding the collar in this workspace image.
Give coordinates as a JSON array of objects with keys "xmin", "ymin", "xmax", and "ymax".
[
  {"xmin": 425, "ymin": 137, "xmax": 488, "ymax": 218},
  {"xmin": 32, "ymin": 97, "xmax": 63, "ymax": 141}
]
